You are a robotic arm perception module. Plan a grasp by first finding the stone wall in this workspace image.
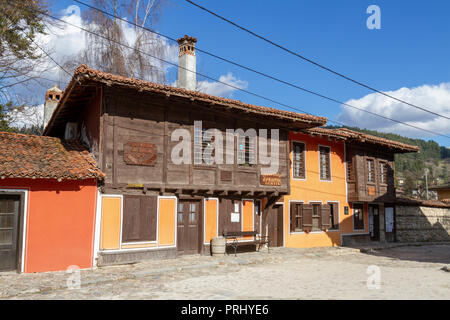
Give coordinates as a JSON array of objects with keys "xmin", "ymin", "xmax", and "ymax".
[{"xmin": 395, "ymin": 205, "xmax": 450, "ymax": 242}]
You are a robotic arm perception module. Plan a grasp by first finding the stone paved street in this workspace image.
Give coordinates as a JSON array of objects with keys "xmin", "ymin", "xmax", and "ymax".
[{"xmin": 1, "ymin": 245, "xmax": 449, "ymax": 300}]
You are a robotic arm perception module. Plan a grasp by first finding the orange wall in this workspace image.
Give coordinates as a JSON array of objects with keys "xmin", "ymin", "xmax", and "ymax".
[
  {"xmin": 283, "ymin": 132, "xmax": 368, "ymax": 248},
  {"xmin": 100, "ymin": 197, "xmax": 121, "ymax": 250},
  {"xmin": 0, "ymin": 178, "xmax": 97, "ymax": 273},
  {"xmin": 158, "ymin": 198, "xmax": 176, "ymax": 246},
  {"xmin": 204, "ymin": 198, "xmax": 218, "ymax": 243}
]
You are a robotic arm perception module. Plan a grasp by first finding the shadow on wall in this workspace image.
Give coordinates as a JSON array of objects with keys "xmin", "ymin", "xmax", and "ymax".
[{"xmin": 395, "ymin": 204, "xmax": 450, "ymax": 243}]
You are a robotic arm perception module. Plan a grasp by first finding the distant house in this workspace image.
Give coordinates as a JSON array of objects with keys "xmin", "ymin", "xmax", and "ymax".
[
  {"xmin": 429, "ymin": 183, "xmax": 450, "ymax": 202},
  {"xmin": 0, "ymin": 131, "xmax": 104, "ymax": 273}
]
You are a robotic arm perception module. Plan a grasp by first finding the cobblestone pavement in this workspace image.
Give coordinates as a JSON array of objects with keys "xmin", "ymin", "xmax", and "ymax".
[{"xmin": 1, "ymin": 245, "xmax": 449, "ymax": 300}]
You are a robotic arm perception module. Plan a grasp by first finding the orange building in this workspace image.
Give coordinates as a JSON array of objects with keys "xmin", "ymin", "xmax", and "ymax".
[
  {"xmin": 281, "ymin": 128, "xmax": 354, "ymax": 248},
  {"xmin": 0, "ymin": 132, "xmax": 104, "ymax": 273},
  {"xmin": 281, "ymin": 127, "xmax": 418, "ymax": 248}
]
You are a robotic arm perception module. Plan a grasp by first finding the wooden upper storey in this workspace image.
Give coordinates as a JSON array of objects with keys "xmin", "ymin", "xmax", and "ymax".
[
  {"xmin": 43, "ymin": 65, "xmax": 327, "ymax": 198},
  {"xmin": 302, "ymin": 127, "xmax": 419, "ymax": 203}
]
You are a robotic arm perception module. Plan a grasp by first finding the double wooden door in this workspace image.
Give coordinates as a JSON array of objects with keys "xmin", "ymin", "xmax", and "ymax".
[
  {"xmin": 177, "ymin": 200, "xmax": 201, "ymax": 255},
  {"xmin": 0, "ymin": 195, "xmax": 21, "ymax": 272}
]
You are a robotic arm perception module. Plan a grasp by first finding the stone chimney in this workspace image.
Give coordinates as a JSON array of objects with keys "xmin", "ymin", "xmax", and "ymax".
[
  {"xmin": 177, "ymin": 35, "xmax": 197, "ymax": 91},
  {"xmin": 43, "ymin": 84, "xmax": 63, "ymax": 128}
]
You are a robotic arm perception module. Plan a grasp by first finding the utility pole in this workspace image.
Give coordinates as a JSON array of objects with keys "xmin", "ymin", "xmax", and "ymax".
[{"xmin": 424, "ymin": 168, "xmax": 429, "ymax": 200}]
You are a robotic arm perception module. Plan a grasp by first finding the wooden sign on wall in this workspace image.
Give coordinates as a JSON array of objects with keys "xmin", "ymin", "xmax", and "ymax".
[
  {"xmin": 124, "ymin": 141, "xmax": 157, "ymax": 166},
  {"xmin": 260, "ymin": 174, "xmax": 282, "ymax": 186},
  {"xmin": 367, "ymin": 186, "xmax": 376, "ymax": 196}
]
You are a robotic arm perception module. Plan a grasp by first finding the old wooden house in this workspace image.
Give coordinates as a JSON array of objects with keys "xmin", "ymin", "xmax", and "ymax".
[
  {"xmin": 43, "ymin": 36, "xmax": 327, "ymax": 265},
  {"xmin": 282, "ymin": 127, "xmax": 419, "ymax": 249},
  {"xmin": 337, "ymin": 128, "xmax": 419, "ymax": 244}
]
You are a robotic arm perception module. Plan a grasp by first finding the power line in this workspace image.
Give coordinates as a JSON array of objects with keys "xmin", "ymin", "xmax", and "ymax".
[
  {"xmin": 184, "ymin": 0, "xmax": 450, "ymax": 122},
  {"xmin": 27, "ymin": 36, "xmax": 74, "ymax": 80},
  {"xmin": 13, "ymin": 1, "xmax": 450, "ymax": 139},
  {"xmin": 69, "ymin": 0, "xmax": 450, "ymax": 139}
]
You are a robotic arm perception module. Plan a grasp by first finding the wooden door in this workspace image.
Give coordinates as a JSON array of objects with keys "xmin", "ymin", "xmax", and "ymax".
[
  {"xmin": 0, "ymin": 195, "xmax": 21, "ymax": 272},
  {"xmin": 368, "ymin": 205, "xmax": 380, "ymax": 241},
  {"xmin": 177, "ymin": 200, "xmax": 201, "ymax": 255},
  {"xmin": 268, "ymin": 204, "xmax": 283, "ymax": 247}
]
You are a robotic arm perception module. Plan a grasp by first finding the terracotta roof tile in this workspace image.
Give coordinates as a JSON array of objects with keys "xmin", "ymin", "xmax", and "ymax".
[
  {"xmin": 396, "ymin": 197, "xmax": 450, "ymax": 208},
  {"xmin": 303, "ymin": 127, "xmax": 419, "ymax": 152},
  {"xmin": 69, "ymin": 64, "xmax": 327, "ymax": 125},
  {"xmin": 0, "ymin": 132, "xmax": 105, "ymax": 180}
]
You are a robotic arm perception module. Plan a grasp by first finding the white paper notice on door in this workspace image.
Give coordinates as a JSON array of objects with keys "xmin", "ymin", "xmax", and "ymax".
[
  {"xmin": 231, "ymin": 212, "xmax": 240, "ymax": 223},
  {"xmin": 385, "ymin": 207, "xmax": 394, "ymax": 233}
]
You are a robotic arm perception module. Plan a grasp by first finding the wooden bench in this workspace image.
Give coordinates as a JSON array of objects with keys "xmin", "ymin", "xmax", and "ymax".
[{"xmin": 222, "ymin": 231, "xmax": 270, "ymax": 256}]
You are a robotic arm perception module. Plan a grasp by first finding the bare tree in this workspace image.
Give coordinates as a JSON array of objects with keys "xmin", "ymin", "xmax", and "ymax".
[
  {"xmin": 0, "ymin": 0, "xmax": 60, "ymax": 133},
  {"xmin": 66, "ymin": 0, "xmax": 169, "ymax": 83},
  {"xmin": 0, "ymin": 0, "xmax": 54, "ymax": 104}
]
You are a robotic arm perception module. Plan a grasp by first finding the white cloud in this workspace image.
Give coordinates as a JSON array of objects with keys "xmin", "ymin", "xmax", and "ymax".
[
  {"xmin": 197, "ymin": 72, "xmax": 248, "ymax": 98},
  {"xmin": 33, "ymin": 5, "xmax": 178, "ymax": 84},
  {"xmin": 337, "ymin": 83, "xmax": 450, "ymax": 138}
]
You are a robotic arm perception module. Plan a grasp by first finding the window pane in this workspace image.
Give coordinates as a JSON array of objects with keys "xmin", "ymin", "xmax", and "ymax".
[
  {"xmin": 190, "ymin": 203, "xmax": 196, "ymax": 212},
  {"xmin": 189, "ymin": 212, "xmax": 196, "ymax": 223},
  {"xmin": 178, "ymin": 213, "xmax": 183, "ymax": 223},
  {"xmin": 178, "ymin": 203, "xmax": 183, "ymax": 213}
]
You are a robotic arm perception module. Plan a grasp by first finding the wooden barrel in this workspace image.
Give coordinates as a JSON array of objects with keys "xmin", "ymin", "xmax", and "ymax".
[{"xmin": 210, "ymin": 237, "xmax": 226, "ymax": 256}]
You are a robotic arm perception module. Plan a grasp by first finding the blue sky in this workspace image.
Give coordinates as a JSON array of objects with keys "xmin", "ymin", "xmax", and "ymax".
[{"xmin": 48, "ymin": 0, "xmax": 450, "ymax": 146}]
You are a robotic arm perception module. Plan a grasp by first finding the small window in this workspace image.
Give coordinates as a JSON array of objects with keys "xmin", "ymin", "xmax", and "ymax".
[
  {"xmin": 380, "ymin": 162, "xmax": 387, "ymax": 184},
  {"xmin": 319, "ymin": 146, "xmax": 331, "ymax": 181},
  {"xmin": 292, "ymin": 142, "xmax": 305, "ymax": 179},
  {"xmin": 194, "ymin": 127, "xmax": 215, "ymax": 164},
  {"xmin": 367, "ymin": 159, "xmax": 375, "ymax": 183},
  {"xmin": 238, "ymin": 135, "xmax": 256, "ymax": 166},
  {"xmin": 290, "ymin": 202, "xmax": 303, "ymax": 232},
  {"xmin": 346, "ymin": 158, "xmax": 354, "ymax": 181},
  {"xmin": 311, "ymin": 204, "xmax": 321, "ymax": 231}
]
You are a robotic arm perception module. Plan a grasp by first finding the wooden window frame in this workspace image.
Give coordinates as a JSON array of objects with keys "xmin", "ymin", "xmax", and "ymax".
[
  {"xmin": 366, "ymin": 158, "xmax": 375, "ymax": 184},
  {"xmin": 310, "ymin": 202, "xmax": 322, "ymax": 232},
  {"xmin": 289, "ymin": 201, "xmax": 304, "ymax": 233},
  {"xmin": 318, "ymin": 145, "xmax": 332, "ymax": 181},
  {"xmin": 238, "ymin": 135, "xmax": 256, "ymax": 167},
  {"xmin": 122, "ymin": 195, "xmax": 158, "ymax": 244},
  {"xmin": 194, "ymin": 126, "xmax": 216, "ymax": 165},
  {"xmin": 379, "ymin": 161, "xmax": 388, "ymax": 185},
  {"xmin": 292, "ymin": 141, "xmax": 306, "ymax": 180},
  {"xmin": 346, "ymin": 157, "xmax": 355, "ymax": 182}
]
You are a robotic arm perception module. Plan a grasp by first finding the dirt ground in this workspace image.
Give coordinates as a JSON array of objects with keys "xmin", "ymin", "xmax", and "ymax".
[{"xmin": 2, "ymin": 245, "xmax": 449, "ymax": 300}]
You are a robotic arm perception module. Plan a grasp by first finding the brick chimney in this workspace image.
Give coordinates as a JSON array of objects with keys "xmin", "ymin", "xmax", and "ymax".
[
  {"xmin": 177, "ymin": 35, "xmax": 197, "ymax": 91},
  {"xmin": 43, "ymin": 84, "xmax": 63, "ymax": 128}
]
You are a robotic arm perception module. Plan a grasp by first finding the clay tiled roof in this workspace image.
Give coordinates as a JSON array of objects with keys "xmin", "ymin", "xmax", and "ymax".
[
  {"xmin": 396, "ymin": 197, "xmax": 450, "ymax": 208},
  {"xmin": 304, "ymin": 127, "xmax": 419, "ymax": 153},
  {"xmin": 68, "ymin": 64, "xmax": 326, "ymax": 124},
  {"xmin": 429, "ymin": 183, "xmax": 450, "ymax": 191},
  {"xmin": 0, "ymin": 132, "xmax": 105, "ymax": 180}
]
